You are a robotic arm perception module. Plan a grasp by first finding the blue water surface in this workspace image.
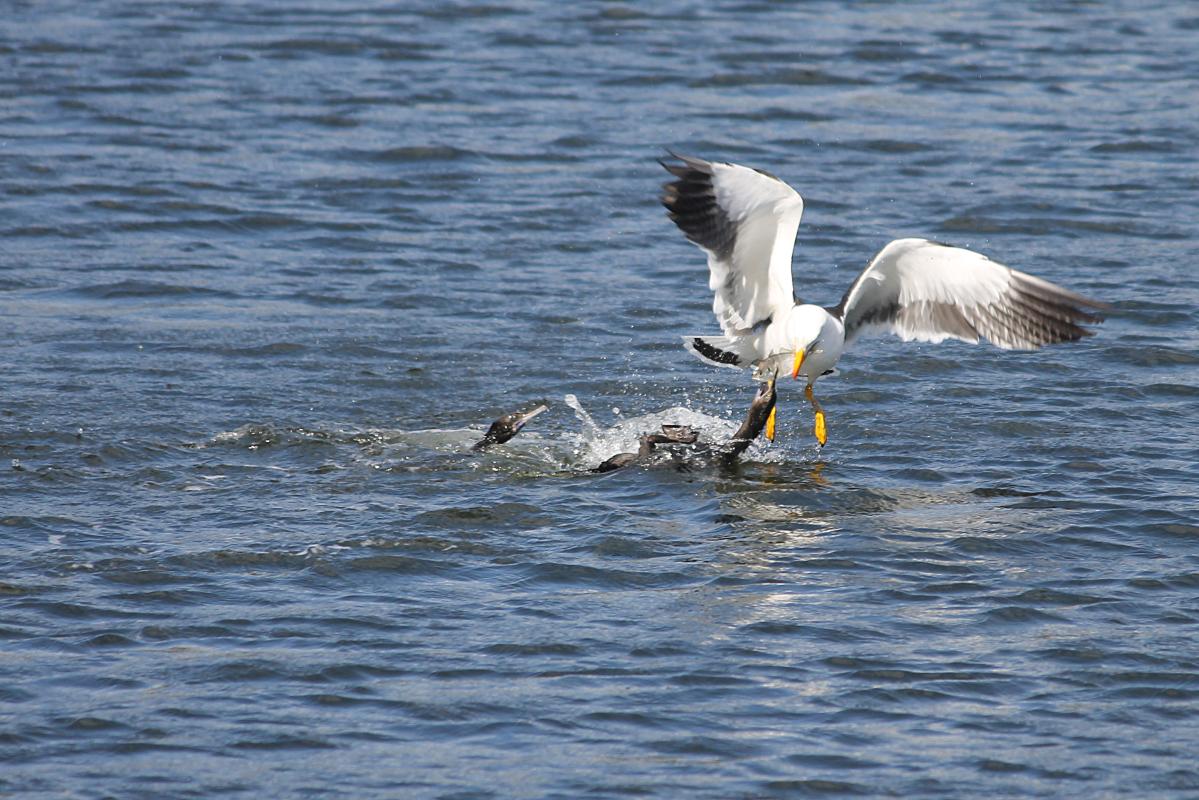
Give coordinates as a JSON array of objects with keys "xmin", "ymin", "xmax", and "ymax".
[{"xmin": 2, "ymin": 2, "xmax": 1198, "ymax": 797}]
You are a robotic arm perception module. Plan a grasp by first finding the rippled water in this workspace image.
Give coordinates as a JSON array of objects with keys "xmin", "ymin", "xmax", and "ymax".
[{"xmin": 3, "ymin": 2, "xmax": 1199, "ymax": 797}]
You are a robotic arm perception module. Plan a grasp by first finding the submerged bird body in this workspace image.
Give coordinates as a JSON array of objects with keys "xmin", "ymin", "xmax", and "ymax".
[
  {"xmin": 591, "ymin": 424, "xmax": 701, "ymax": 474},
  {"xmin": 661, "ymin": 154, "xmax": 1106, "ymax": 445},
  {"xmin": 591, "ymin": 375, "xmax": 778, "ymax": 473}
]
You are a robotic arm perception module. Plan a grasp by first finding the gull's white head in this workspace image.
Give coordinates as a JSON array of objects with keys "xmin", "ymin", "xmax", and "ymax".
[{"xmin": 786, "ymin": 304, "xmax": 832, "ymax": 380}]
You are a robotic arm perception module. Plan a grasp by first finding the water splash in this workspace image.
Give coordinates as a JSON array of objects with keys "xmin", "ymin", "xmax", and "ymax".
[
  {"xmin": 564, "ymin": 393, "xmax": 601, "ymax": 438},
  {"xmin": 564, "ymin": 394, "xmax": 739, "ymax": 467}
]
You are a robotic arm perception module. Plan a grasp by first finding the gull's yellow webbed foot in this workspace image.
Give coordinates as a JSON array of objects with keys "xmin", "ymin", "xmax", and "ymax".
[
  {"xmin": 804, "ymin": 384, "xmax": 828, "ymax": 447},
  {"xmin": 765, "ymin": 406, "xmax": 777, "ymax": 442}
]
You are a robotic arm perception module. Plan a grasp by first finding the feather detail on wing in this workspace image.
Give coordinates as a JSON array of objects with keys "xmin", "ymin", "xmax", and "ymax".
[
  {"xmin": 661, "ymin": 154, "xmax": 803, "ymax": 337},
  {"xmin": 831, "ymin": 238, "xmax": 1107, "ymax": 350}
]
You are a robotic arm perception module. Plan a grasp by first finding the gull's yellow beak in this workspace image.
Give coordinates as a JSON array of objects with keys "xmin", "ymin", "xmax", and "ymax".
[{"xmin": 790, "ymin": 347, "xmax": 806, "ymax": 380}]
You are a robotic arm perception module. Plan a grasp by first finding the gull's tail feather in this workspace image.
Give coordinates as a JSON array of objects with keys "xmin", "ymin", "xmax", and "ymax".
[{"xmin": 683, "ymin": 335, "xmax": 750, "ymax": 370}]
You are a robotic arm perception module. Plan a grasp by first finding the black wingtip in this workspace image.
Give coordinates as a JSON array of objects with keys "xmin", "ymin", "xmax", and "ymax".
[
  {"xmin": 659, "ymin": 151, "xmax": 703, "ymax": 181},
  {"xmin": 659, "ymin": 155, "xmax": 737, "ymax": 258}
]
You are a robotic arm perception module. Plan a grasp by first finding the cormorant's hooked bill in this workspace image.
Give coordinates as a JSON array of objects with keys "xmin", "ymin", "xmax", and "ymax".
[{"xmin": 472, "ymin": 403, "xmax": 549, "ymax": 451}]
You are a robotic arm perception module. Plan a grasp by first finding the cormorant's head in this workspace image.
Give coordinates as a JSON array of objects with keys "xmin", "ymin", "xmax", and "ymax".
[{"xmin": 472, "ymin": 403, "xmax": 549, "ymax": 451}]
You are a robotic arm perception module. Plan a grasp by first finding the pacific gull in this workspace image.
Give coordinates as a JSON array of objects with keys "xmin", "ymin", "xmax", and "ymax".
[{"xmin": 660, "ymin": 154, "xmax": 1107, "ymax": 446}]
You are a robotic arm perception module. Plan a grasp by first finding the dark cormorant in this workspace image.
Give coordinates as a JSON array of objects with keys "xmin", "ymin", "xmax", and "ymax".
[{"xmin": 471, "ymin": 403, "xmax": 549, "ymax": 451}]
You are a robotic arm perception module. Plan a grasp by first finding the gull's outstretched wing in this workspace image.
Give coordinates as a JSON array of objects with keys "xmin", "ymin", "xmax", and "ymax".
[
  {"xmin": 832, "ymin": 238, "xmax": 1106, "ymax": 350},
  {"xmin": 661, "ymin": 154, "xmax": 803, "ymax": 336}
]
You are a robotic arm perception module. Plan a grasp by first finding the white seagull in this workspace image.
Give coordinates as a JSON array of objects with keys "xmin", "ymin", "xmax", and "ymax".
[{"xmin": 660, "ymin": 154, "xmax": 1107, "ymax": 446}]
